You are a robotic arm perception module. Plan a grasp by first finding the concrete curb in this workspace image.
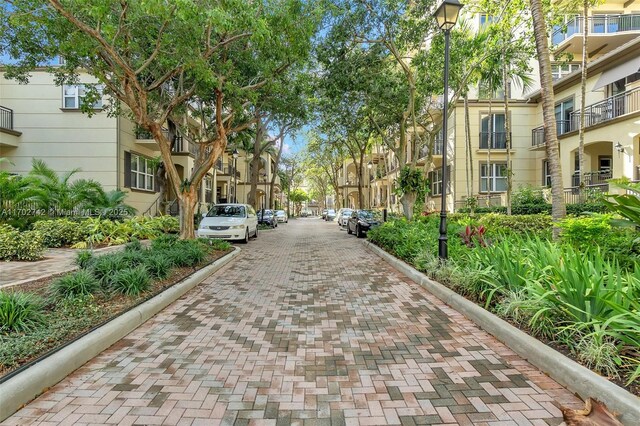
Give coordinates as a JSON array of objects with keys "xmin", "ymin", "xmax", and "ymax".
[
  {"xmin": 0, "ymin": 247, "xmax": 241, "ymax": 422},
  {"xmin": 365, "ymin": 241, "xmax": 640, "ymax": 425}
]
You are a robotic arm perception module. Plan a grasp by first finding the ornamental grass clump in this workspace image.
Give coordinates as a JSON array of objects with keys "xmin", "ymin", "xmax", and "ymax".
[
  {"xmin": 50, "ymin": 269, "xmax": 101, "ymax": 299},
  {"xmin": 110, "ymin": 267, "xmax": 151, "ymax": 296},
  {"xmin": 91, "ymin": 253, "xmax": 130, "ymax": 286},
  {"xmin": 143, "ymin": 254, "xmax": 172, "ymax": 280},
  {"xmin": 75, "ymin": 250, "xmax": 94, "ymax": 269},
  {"xmin": 0, "ymin": 291, "xmax": 45, "ymax": 333}
]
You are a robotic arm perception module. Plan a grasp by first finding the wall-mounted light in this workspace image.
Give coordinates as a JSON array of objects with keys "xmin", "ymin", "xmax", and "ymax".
[{"xmin": 615, "ymin": 142, "xmax": 625, "ymax": 154}]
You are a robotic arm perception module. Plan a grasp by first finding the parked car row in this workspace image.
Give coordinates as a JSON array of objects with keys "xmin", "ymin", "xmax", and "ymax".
[
  {"xmin": 196, "ymin": 203, "xmax": 287, "ymax": 244},
  {"xmin": 322, "ymin": 209, "xmax": 336, "ymax": 221}
]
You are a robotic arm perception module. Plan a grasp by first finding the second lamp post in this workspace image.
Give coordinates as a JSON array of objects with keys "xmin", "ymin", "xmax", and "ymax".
[{"xmin": 433, "ymin": 0, "xmax": 463, "ymax": 260}]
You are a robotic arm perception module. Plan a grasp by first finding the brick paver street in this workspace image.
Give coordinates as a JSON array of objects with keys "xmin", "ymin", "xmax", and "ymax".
[{"xmin": 4, "ymin": 218, "xmax": 581, "ymax": 425}]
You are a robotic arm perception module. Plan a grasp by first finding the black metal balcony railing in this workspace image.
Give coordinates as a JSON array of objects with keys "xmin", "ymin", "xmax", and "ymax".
[
  {"xmin": 479, "ymin": 132, "xmax": 507, "ymax": 149},
  {"xmin": 531, "ymin": 126, "xmax": 545, "ymax": 148},
  {"xmin": 532, "ymin": 88, "xmax": 640, "ymax": 147},
  {"xmin": 553, "ymin": 14, "xmax": 640, "ymax": 45},
  {"xmin": 570, "ymin": 87, "xmax": 640, "ymax": 129},
  {"xmin": 0, "ymin": 106, "xmax": 14, "ymax": 131},
  {"xmin": 135, "ymin": 127, "xmax": 169, "ymax": 141}
]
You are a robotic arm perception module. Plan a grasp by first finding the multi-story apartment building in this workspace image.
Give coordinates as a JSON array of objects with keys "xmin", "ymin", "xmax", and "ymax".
[
  {"xmin": 0, "ymin": 70, "xmax": 281, "ymax": 215},
  {"xmin": 337, "ymin": 2, "xmax": 640, "ymax": 214}
]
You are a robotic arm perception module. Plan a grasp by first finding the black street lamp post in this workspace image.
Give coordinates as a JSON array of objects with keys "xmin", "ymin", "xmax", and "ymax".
[
  {"xmin": 434, "ymin": 0, "xmax": 463, "ymax": 260},
  {"xmin": 367, "ymin": 161, "xmax": 373, "ymax": 209},
  {"xmin": 262, "ymin": 172, "xmax": 267, "ymax": 216},
  {"xmin": 232, "ymin": 148, "xmax": 239, "ymax": 203}
]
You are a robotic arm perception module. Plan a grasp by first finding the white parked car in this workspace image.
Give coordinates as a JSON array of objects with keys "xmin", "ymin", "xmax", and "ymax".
[
  {"xmin": 197, "ymin": 204, "xmax": 258, "ymax": 243},
  {"xmin": 336, "ymin": 208, "xmax": 353, "ymax": 227},
  {"xmin": 275, "ymin": 210, "xmax": 288, "ymax": 223}
]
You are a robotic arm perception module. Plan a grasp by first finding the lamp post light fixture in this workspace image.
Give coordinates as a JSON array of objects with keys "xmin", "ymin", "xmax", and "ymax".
[
  {"xmin": 434, "ymin": 0, "xmax": 463, "ymax": 260},
  {"xmin": 367, "ymin": 161, "xmax": 373, "ymax": 209},
  {"xmin": 232, "ymin": 148, "xmax": 239, "ymax": 203}
]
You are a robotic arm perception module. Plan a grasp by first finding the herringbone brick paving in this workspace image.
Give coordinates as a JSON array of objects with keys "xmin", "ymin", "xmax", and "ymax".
[{"xmin": 3, "ymin": 218, "xmax": 581, "ymax": 425}]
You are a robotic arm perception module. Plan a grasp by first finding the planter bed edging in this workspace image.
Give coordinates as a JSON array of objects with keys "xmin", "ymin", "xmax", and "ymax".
[
  {"xmin": 364, "ymin": 241, "xmax": 640, "ymax": 425},
  {"xmin": 0, "ymin": 247, "xmax": 241, "ymax": 422}
]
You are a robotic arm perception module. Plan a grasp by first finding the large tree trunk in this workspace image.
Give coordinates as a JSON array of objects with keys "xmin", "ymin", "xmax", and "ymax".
[
  {"xmin": 530, "ymin": 0, "xmax": 566, "ymax": 238},
  {"xmin": 400, "ymin": 193, "xmax": 417, "ymax": 220},
  {"xmin": 486, "ymin": 87, "xmax": 493, "ymax": 207},
  {"xmin": 248, "ymin": 121, "xmax": 264, "ymax": 210},
  {"xmin": 178, "ymin": 190, "xmax": 197, "ymax": 239}
]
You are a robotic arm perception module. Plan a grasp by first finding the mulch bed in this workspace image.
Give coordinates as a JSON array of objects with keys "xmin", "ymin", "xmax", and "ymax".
[{"xmin": 0, "ymin": 249, "xmax": 231, "ymax": 379}]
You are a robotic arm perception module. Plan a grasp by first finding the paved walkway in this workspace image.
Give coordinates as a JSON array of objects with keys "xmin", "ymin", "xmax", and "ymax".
[
  {"xmin": 0, "ymin": 243, "xmax": 148, "ymax": 288},
  {"xmin": 3, "ymin": 219, "xmax": 580, "ymax": 425}
]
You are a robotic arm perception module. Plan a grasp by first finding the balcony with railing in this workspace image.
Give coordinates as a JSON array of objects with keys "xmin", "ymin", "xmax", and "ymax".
[
  {"xmin": 134, "ymin": 126, "xmax": 168, "ymax": 149},
  {"xmin": 0, "ymin": 106, "xmax": 21, "ymax": 147},
  {"xmin": 531, "ymin": 88, "xmax": 640, "ymax": 148},
  {"xmin": 571, "ymin": 170, "xmax": 612, "ymax": 187},
  {"xmin": 171, "ymin": 136, "xmax": 197, "ymax": 156},
  {"xmin": 479, "ymin": 131, "xmax": 507, "ymax": 149},
  {"xmin": 552, "ymin": 14, "xmax": 640, "ymax": 55},
  {"xmin": 417, "ymin": 133, "xmax": 444, "ymax": 159}
]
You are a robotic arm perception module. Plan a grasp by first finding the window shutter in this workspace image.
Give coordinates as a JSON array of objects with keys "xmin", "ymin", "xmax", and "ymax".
[{"xmin": 124, "ymin": 152, "xmax": 131, "ymax": 188}]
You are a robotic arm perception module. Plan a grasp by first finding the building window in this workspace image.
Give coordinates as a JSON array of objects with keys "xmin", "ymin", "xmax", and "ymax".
[
  {"xmin": 554, "ymin": 97, "xmax": 574, "ymax": 134},
  {"xmin": 428, "ymin": 169, "xmax": 443, "ymax": 196},
  {"xmin": 543, "ymin": 160, "xmax": 551, "ymax": 187},
  {"xmin": 205, "ymin": 175, "xmax": 213, "ymax": 203},
  {"xmin": 480, "ymin": 163, "xmax": 508, "ymax": 192},
  {"xmin": 479, "ymin": 14, "xmax": 497, "ymax": 27},
  {"xmin": 130, "ymin": 154, "xmax": 155, "ymax": 191},
  {"xmin": 62, "ymin": 84, "xmax": 103, "ymax": 109},
  {"xmin": 551, "ymin": 63, "xmax": 581, "ymax": 80},
  {"xmin": 480, "ymin": 113, "xmax": 506, "ymax": 149}
]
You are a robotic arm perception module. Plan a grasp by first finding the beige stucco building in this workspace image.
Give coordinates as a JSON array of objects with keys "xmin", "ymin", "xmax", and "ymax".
[
  {"xmin": 337, "ymin": 3, "xmax": 640, "ymax": 214},
  {"xmin": 0, "ymin": 70, "xmax": 281, "ymax": 215}
]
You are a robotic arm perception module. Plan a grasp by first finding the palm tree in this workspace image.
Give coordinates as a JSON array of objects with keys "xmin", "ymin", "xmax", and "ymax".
[{"xmin": 529, "ymin": 0, "xmax": 567, "ymax": 238}]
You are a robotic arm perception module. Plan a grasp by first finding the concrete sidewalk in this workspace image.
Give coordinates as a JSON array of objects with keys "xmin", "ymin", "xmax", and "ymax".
[{"xmin": 3, "ymin": 219, "xmax": 581, "ymax": 425}]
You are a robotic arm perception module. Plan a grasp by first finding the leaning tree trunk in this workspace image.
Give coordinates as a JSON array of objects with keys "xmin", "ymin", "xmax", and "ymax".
[
  {"xmin": 530, "ymin": 0, "xmax": 566, "ymax": 238},
  {"xmin": 400, "ymin": 193, "xmax": 417, "ymax": 220}
]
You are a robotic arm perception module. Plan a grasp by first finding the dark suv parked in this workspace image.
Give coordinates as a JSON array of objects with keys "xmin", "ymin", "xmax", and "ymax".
[{"xmin": 257, "ymin": 209, "xmax": 278, "ymax": 228}]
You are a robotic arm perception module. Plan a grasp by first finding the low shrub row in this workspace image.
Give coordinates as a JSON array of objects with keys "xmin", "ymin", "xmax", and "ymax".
[
  {"xmin": 367, "ymin": 214, "xmax": 640, "ymax": 387},
  {"xmin": 0, "ymin": 216, "xmax": 180, "ymax": 261}
]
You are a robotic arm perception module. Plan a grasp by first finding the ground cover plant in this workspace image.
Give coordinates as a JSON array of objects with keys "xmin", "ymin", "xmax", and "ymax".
[
  {"xmin": 0, "ymin": 236, "xmax": 232, "ymax": 377},
  {"xmin": 367, "ymin": 213, "xmax": 640, "ymax": 394}
]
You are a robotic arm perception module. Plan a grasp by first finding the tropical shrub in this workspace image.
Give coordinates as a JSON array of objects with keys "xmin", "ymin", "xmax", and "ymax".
[
  {"xmin": 559, "ymin": 215, "xmax": 612, "ymax": 247},
  {"xmin": 477, "ymin": 213, "xmax": 552, "ymax": 237},
  {"xmin": 110, "ymin": 267, "xmax": 151, "ymax": 296},
  {"xmin": 0, "ymin": 225, "xmax": 45, "ymax": 261},
  {"xmin": 0, "ymin": 291, "xmax": 45, "ymax": 333},
  {"xmin": 32, "ymin": 219, "xmax": 83, "ymax": 247},
  {"xmin": 511, "ymin": 186, "xmax": 551, "ymax": 215},
  {"xmin": 50, "ymin": 270, "xmax": 100, "ymax": 299}
]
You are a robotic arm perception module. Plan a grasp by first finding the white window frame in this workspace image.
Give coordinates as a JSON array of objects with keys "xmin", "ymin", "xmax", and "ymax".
[
  {"xmin": 130, "ymin": 154, "xmax": 155, "ymax": 191},
  {"xmin": 62, "ymin": 84, "xmax": 103, "ymax": 109},
  {"xmin": 429, "ymin": 169, "xmax": 443, "ymax": 196},
  {"xmin": 480, "ymin": 163, "xmax": 508, "ymax": 192}
]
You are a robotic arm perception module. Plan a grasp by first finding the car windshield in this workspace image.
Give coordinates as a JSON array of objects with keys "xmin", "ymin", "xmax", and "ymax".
[
  {"xmin": 206, "ymin": 205, "xmax": 245, "ymax": 217},
  {"xmin": 328, "ymin": 210, "xmax": 335, "ymax": 214},
  {"xmin": 358, "ymin": 210, "xmax": 378, "ymax": 220},
  {"xmin": 276, "ymin": 211, "xmax": 285, "ymax": 216}
]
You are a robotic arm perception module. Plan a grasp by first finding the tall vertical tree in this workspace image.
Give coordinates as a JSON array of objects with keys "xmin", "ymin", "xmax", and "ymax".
[{"xmin": 529, "ymin": 0, "xmax": 567, "ymax": 236}]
